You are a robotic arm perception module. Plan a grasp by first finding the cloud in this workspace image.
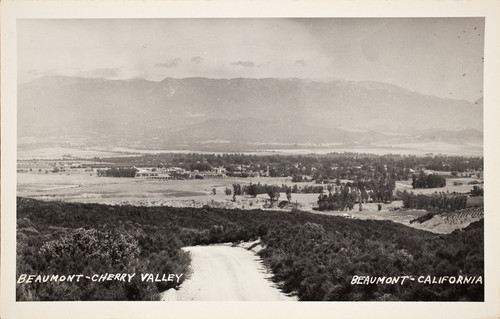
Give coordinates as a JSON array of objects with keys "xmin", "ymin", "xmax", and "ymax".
[
  {"xmin": 295, "ymin": 59, "xmax": 307, "ymax": 67},
  {"xmin": 230, "ymin": 61, "xmax": 261, "ymax": 68},
  {"xmin": 156, "ymin": 58, "xmax": 182, "ymax": 68},
  {"xmin": 190, "ymin": 56, "xmax": 203, "ymax": 64}
]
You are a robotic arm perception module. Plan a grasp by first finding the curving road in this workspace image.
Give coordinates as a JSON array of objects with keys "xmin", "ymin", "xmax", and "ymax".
[{"xmin": 161, "ymin": 245, "xmax": 296, "ymax": 301}]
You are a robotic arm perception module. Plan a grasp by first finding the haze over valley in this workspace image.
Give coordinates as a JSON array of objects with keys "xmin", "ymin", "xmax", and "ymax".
[{"xmin": 18, "ymin": 76, "xmax": 483, "ymax": 156}]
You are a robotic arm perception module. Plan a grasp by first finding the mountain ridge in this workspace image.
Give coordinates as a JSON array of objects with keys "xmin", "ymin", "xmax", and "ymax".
[
  {"xmin": 18, "ymin": 76, "xmax": 483, "ymax": 149},
  {"xmin": 24, "ymin": 75, "xmax": 480, "ymax": 104}
]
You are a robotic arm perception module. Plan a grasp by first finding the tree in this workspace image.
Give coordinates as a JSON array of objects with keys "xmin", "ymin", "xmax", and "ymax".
[
  {"xmin": 412, "ymin": 172, "xmax": 446, "ymax": 189},
  {"xmin": 470, "ymin": 186, "xmax": 484, "ymax": 197},
  {"xmin": 212, "ymin": 188, "xmax": 217, "ymax": 195},
  {"xmin": 225, "ymin": 188, "xmax": 232, "ymax": 196},
  {"xmin": 327, "ymin": 184, "xmax": 333, "ymax": 195},
  {"xmin": 269, "ymin": 168, "xmax": 278, "ymax": 177},
  {"xmin": 247, "ymin": 183, "xmax": 259, "ymax": 197},
  {"xmin": 426, "ymin": 174, "xmax": 446, "ymax": 188},
  {"xmin": 285, "ymin": 186, "xmax": 292, "ymax": 202},
  {"xmin": 266, "ymin": 185, "xmax": 281, "ymax": 206},
  {"xmin": 232, "ymin": 184, "xmax": 242, "ymax": 196}
]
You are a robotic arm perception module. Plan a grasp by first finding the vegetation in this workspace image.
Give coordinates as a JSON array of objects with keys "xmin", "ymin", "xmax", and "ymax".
[
  {"xmin": 232, "ymin": 184, "xmax": 242, "ymax": 196},
  {"xmin": 242, "ymin": 183, "xmax": 325, "ymax": 196},
  {"xmin": 410, "ymin": 212, "xmax": 437, "ymax": 224},
  {"xmin": 315, "ymin": 177, "xmax": 396, "ymax": 211},
  {"xmin": 412, "ymin": 173, "xmax": 446, "ymax": 189},
  {"xmin": 89, "ymin": 153, "xmax": 483, "ymax": 181},
  {"xmin": 260, "ymin": 219, "xmax": 483, "ymax": 301},
  {"xmin": 470, "ymin": 186, "xmax": 484, "ymax": 197},
  {"xmin": 265, "ymin": 185, "xmax": 281, "ymax": 206},
  {"xmin": 96, "ymin": 167, "xmax": 138, "ymax": 178},
  {"xmin": 316, "ymin": 186, "xmax": 357, "ymax": 211},
  {"xmin": 17, "ymin": 197, "xmax": 483, "ymax": 301},
  {"xmin": 17, "ymin": 198, "xmax": 190, "ymax": 301},
  {"xmin": 239, "ymin": 175, "xmax": 396, "ymax": 208},
  {"xmin": 401, "ymin": 191, "xmax": 467, "ymax": 211}
]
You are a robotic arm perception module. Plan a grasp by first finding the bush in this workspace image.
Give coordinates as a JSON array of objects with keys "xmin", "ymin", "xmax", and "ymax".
[
  {"xmin": 409, "ymin": 213, "xmax": 436, "ymax": 224},
  {"xmin": 470, "ymin": 186, "xmax": 484, "ymax": 197},
  {"xmin": 17, "ymin": 197, "xmax": 483, "ymax": 301}
]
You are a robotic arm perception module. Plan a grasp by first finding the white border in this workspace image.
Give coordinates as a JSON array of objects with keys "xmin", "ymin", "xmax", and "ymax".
[{"xmin": 2, "ymin": 1, "xmax": 500, "ymax": 319}]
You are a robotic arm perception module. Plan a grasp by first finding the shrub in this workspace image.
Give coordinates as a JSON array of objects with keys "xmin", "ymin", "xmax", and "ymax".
[
  {"xmin": 470, "ymin": 186, "xmax": 484, "ymax": 197},
  {"xmin": 17, "ymin": 198, "xmax": 483, "ymax": 301}
]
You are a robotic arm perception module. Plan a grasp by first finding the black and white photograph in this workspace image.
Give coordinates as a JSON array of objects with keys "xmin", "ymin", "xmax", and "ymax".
[{"xmin": 2, "ymin": 1, "xmax": 500, "ymax": 318}]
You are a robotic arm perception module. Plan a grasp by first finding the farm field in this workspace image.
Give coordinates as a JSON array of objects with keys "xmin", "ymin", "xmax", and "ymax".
[
  {"xmin": 18, "ymin": 171, "xmax": 482, "ymax": 202},
  {"xmin": 410, "ymin": 207, "xmax": 484, "ymax": 234},
  {"xmin": 17, "ymin": 172, "xmax": 308, "ymax": 201},
  {"xmin": 17, "ymin": 147, "xmax": 141, "ymax": 160},
  {"xmin": 395, "ymin": 178, "xmax": 483, "ymax": 195},
  {"xmin": 17, "ymin": 170, "xmax": 483, "ymax": 233}
]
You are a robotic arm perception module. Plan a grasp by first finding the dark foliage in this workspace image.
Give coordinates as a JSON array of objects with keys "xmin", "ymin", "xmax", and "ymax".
[
  {"xmin": 90, "ymin": 153, "xmax": 483, "ymax": 181},
  {"xmin": 315, "ymin": 178, "xmax": 396, "ymax": 211},
  {"xmin": 470, "ymin": 186, "xmax": 484, "ymax": 197},
  {"xmin": 316, "ymin": 186, "xmax": 357, "ymax": 211},
  {"xmin": 17, "ymin": 197, "xmax": 483, "ymax": 301},
  {"xmin": 410, "ymin": 213, "xmax": 437, "ymax": 224},
  {"xmin": 260, "ymin": 219, "xmax": 483, "ymax": 301},
  {"xmin": 97, "ymin": 167, "xmax": 138, "ymax": 178},
  {"xmin": 401, "ymin": 191, "xmax": 467, "ymax": 211},
  {"xmin": 412, "ymin": 173, "xmax": 446, "ymax": 189},
  {"xmin": 243, "ymin": 183, "xmax": 325, "ymax": 196}
]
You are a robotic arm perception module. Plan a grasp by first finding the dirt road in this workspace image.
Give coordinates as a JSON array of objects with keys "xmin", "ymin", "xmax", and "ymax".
[{"xmin": 161, "ymin": 245, "xmax": 296, "ymax": 301}]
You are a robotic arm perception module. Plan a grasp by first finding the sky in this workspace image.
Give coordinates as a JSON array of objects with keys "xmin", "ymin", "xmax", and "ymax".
[{"xmin": 17, "ymin": 18, "xmax": 484, "ymax": 102}]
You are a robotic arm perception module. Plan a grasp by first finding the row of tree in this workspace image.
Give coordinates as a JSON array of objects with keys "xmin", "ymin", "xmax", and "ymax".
[
  {"xmin": 401, "ymin": 190, "xmax": 467, "ymax": 211},
  {"xmin": 229, "ymin": 174, "xmax": 397, "ymax": 211},
  {"xmin": 316, "ymin": 186, "xmax": 358, "ymax": 211},
  {"xmin": 96, "ymin": 167, "xmax": 138, "ymax": 178},
  {"xmin": 239, "ymin": 183, "xmax": 323, "ymax": 197}
]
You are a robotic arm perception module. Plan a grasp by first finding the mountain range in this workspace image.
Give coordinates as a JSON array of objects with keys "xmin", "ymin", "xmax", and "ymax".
[{"xmin": 17, "ymin": 76, "xmax": 483, "ymax": 150}]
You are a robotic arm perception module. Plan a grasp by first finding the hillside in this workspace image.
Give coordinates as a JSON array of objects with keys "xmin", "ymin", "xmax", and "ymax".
[
  {"xmin": 17, "ymin": 198, "xmax": 483, "ymax": 301},
  {"xmin": 18, "ymin": 76, "xmax": 483, "ymax": 147}
]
